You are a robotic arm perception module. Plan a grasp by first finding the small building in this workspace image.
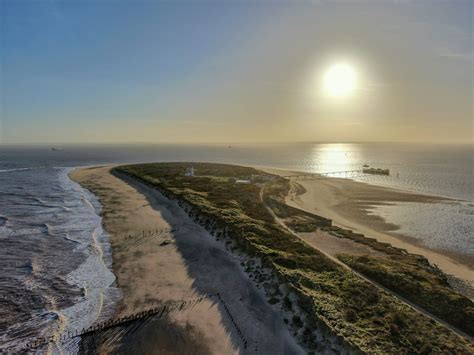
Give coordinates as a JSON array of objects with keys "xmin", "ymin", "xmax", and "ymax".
[
  {"xmin": 184, "ymin": 166, "xmax": 194, "ymax": 177},
  {"xmin": 235, "ymin": 179, "xmax": 251, "ymax": 184}
]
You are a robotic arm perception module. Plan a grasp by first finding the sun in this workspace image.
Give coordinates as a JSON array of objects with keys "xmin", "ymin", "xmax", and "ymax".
[{"xmin": 323, "ymin": 63, "xmax": 357, "ymax": 98}]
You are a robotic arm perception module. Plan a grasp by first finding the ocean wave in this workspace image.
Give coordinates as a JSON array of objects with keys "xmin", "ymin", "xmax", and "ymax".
[
  {"xmin": 41, "ymin": 223, "xmax": 51, "ymax": 235},
  {"xmin": 1, "ymin": 166, "xmax": 120, "ymax": 352},
  {"xmin": 63, "ymin": 234, "xmax": 81, "ymax": 244},
  {"xmin": 0, "ymin": 168, "xmax": 31, "ymax": 173}
]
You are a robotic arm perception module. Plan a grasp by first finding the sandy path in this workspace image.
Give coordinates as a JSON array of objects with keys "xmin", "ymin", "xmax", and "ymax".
[
  {"xmin": 71, "ymin": 166, "xmax": 303, "ymax": 355},
  {"xmin": 260, "ymin": 167, "xmax": 474, "ymax": 287}
]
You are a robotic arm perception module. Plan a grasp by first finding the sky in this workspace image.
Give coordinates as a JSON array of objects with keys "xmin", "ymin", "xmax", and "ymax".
[{"xmin": 1, "ymin": 0, "xmax": 472, "ymax": 144}]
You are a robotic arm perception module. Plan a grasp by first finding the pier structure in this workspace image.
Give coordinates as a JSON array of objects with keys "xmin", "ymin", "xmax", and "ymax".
[{"xmin": 282, "ymin": 169, "xmax": 390, "ymax": 180}]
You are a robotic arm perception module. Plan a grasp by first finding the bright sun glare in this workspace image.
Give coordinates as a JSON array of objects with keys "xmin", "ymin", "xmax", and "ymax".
[{"xmin": 323, "ymin": 63, "xmax": 357, "ymax": 98}]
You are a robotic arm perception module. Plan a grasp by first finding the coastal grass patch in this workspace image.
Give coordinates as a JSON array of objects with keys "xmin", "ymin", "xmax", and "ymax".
[
  {"xmin": 114, "ymin": 162, "xmax": 473, "ymax": 354},
  {"xmin": 338, "ymin": 254, "xmax": 474, "ymax": 336}
]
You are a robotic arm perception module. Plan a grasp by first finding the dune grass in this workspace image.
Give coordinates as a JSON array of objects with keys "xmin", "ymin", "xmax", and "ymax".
[
  {"xmin": 114, "ymin": 162, "xmax": 473, "ymax": 354},
  {"xmin": 338, "ymin": 254, "xmax": 474, "ymax": 336}
]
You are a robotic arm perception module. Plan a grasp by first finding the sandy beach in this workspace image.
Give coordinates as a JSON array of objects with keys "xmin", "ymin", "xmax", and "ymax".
[
  {"xmin": 260, "ymin": 167, "xmax": 474, "ymax": 289},
  {"xmin": 70, "ymin": 166, "xmax": 303, "ymax": 354}
]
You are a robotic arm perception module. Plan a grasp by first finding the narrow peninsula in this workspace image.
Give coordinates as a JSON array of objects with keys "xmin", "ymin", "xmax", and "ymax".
[{"xmin": 71, "ymin": 163, "xmax": 474, "ymax": 354}]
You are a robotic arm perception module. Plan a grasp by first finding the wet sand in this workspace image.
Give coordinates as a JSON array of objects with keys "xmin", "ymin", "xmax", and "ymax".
[
  {"xmin": 70, "ymin": 166, "xmax": 303, "ymax": 354},
  {"xmin": 260, "ymin": 167, "xmax": 474, "ymax": 288}
]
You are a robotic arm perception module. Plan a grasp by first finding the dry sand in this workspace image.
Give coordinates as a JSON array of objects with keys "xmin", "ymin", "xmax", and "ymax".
[
  {"xmin": 260, "ymin": 167, "xmax": 474, "ymax": 288},
  {"xmin": 70, "ymin": 166, "xmax": 303, "ymax": 354}
]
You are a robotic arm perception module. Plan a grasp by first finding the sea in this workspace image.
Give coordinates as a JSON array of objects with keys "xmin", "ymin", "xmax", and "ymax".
[{"xmin": 0, "ymin": 142, "xmax": 472, "ymax": 352}]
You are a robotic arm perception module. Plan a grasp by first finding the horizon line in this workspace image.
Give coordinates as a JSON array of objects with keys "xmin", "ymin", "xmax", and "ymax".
[{"xmin": 1, "ymin": 140, "xmax": 472, "ymax": 146}]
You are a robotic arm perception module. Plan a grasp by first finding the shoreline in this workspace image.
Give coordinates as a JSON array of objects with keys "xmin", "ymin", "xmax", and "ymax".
[
  {"xmin": 70, "ymin": 166, "xmax": 304, "ymax": 353},
  {"xmin": 259, "ymin": 167, "xmax": 474, "ymax": 289},
  {"xmin": 61, "ymin": 168, "xmax": 120, "ymax": 352},
  {"xmin": 69, "ymin": 166, "xmax": 237, "ymax": 353}
]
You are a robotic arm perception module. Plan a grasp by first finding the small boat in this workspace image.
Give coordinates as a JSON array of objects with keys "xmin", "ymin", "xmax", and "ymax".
[
  {"xmin": 51, "ymin": 147, "xmax": 63, "ymax": 151},
  {"xmin": 363, "ymin": 164, "xmax": 370, "ymax": 168}
]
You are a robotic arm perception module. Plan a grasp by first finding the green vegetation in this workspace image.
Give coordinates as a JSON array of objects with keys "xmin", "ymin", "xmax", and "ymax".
[
  {"xmin": 114, "ymin": 162, "xmax": 473, "ymax": 354},
  {"xmin": 338, "ymin": 254, "xmax": 474, "ymax": 336},
  {"xmin": 316, "ymin": 226, "xmax": 474, "ymax": 337}
]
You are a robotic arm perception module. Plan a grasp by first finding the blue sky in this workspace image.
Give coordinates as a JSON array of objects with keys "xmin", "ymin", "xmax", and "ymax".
[{"xmin": 1, "ymin": 0, "xmax": 472, "ymax": 144}]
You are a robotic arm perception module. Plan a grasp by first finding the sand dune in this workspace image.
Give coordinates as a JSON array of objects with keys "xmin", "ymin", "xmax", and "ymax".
[{"xmin": 71, "ymin": 166, "xmax": 303, "ymax": 354}]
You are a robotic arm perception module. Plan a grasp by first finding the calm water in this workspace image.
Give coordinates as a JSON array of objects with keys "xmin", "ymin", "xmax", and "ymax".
[{"xmin": 0, "ymin": 143, "xmax": 472, "ymax": 351}]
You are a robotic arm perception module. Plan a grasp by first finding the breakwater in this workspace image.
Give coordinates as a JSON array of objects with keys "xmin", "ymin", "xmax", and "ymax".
[{"xmin": 10, "ymin": 295, "xmax": 211, "ymax": 352}]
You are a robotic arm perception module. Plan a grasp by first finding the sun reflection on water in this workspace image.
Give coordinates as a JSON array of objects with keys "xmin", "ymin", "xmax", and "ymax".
[{"xmin": 310, "ymin": 143, "xmax": 360, "ymax": 174}]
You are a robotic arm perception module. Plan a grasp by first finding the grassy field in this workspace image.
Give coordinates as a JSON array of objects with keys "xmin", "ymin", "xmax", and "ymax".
[
  {"xmin": 338, "ymin": 254, "xmax": 474, "ymax": 336},
  {"xmin": 114, "ymin": 162, "xmax": 473, "ymax": 354}
]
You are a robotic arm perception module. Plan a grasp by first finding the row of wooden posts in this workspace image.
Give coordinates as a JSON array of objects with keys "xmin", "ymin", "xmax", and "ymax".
[
  {"xmin": 15, "ymin": 292, "xmax": 255, "ymax": 353},
  {"xmin": 20, "ymin": 294, "xmax": 212, "ymax": 351},
  {"xmin": 215, "ymin": 292, "xmax": 250, "ymax": 350}
]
